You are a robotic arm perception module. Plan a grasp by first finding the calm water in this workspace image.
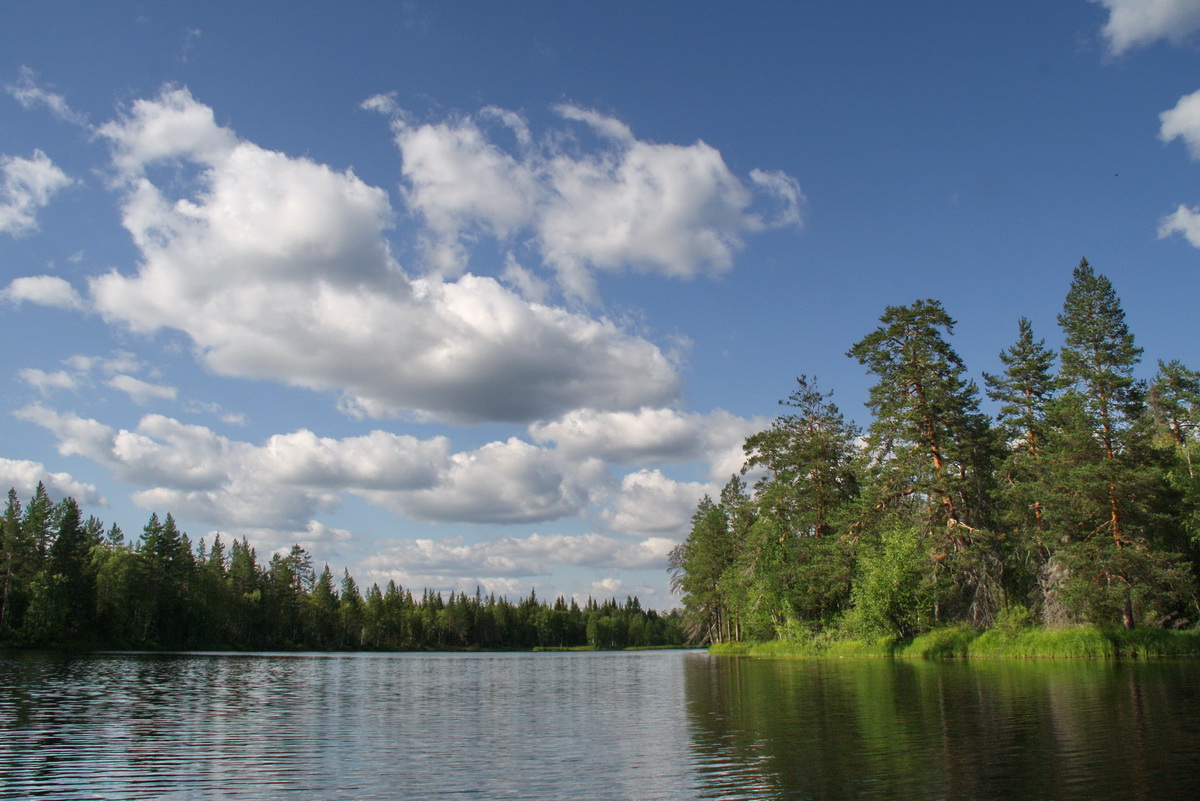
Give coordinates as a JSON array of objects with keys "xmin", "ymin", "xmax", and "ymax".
[{"xmin": 1, "ymin": 650, "xmax": 1197, "ymax": 800}]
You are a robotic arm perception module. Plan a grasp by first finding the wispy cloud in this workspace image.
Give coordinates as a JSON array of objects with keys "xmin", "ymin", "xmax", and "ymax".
[{"xmin": 5, "ymin": 66, "xmax": 89, "ymax": 126}]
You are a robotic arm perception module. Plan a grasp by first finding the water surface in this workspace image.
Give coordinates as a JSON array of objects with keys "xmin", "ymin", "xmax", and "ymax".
[{"xmin": 1, "ymin": 650, "xmax": 1197, "ymax": 799}]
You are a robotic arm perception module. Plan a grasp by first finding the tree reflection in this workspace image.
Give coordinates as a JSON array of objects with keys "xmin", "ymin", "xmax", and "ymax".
[{"xmin": 683, "ymin": 655, "xmax": 1200, "ymax": 801}]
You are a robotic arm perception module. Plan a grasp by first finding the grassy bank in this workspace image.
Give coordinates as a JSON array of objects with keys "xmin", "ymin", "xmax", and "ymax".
[{"xmin": 709, "ymin": 625, "xmax": 1200, "ymax": 659}]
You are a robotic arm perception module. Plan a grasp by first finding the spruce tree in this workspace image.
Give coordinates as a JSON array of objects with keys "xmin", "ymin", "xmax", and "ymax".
[
  {"xmin": 1055, "ymin": 258, "xmax": 1144, "ymax": 545},
  {"xmin": 740, "ymin": 376, "xmax": 859, "ymax": 631},
  {"xmin": 984, "ymin": 318, "xmax": 1058, "ymax": 597},
  {"xmin": 668, "ymin": 485, "xmax": 741, "ymax": 644},
  {"xmin": 984, "ymin": 317, "xmax": 1057, "ymax": 458},
  {"xmin": 1046, "ymin": 259, "xmax": 1193, "ymax": 627},
  {"xmin": 0, "ymin": 490, "xmax": 29, "ymax": 636}
]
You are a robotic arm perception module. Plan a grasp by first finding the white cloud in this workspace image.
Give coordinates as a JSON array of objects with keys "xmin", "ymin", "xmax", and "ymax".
[
  {"xmin": 529, "ymin": 406, "xmax": 761, "ymax": 474},
  {"xmin": 1159, "ymin": 203, "xmax": 1200, "ymax": 246},
  {"xmin": 1092, "ymin": 0, "xmax": 1200, "ymax": 55},
  {"xmin": 183, "ymin": 399, "xmax": 247, "ymax": 425},
  {"xmin": 376, "ymin": 101, "xmax": 803, "ymax": 300},
  {"xmin": 2, "ymin": 275, "xmax": 86, "ymax": 309},
  {"xmin": 90, "ymin": 88, "xmax": 679, "ymax": 424},
  {"xmin": 18, "ymin": 368, "xmax": 78, "ymax": 395},
  {"xmin": 1161, "ymin": 89, "xmax": 1200, "ymax": 159},
  {"xmin": 5, "ymin": 66, "xmax": 88, "ymax": 126},
  {"xmin": 15, "ymin": 404, "xmax": 619, "ymax": 534},
  {"xmin": 602, "ymin": 469, "xmax": 710, "ymax": 538},
  {"xmin": 361, "ymin": 530, "xmax": 675, "ymax": 578},
  {"xmin": 0, "ymin": 457, "xmax": 105, "ymax": 506},
  {"xmin": 15, "ymin": 405, "xmax": 374, "ymax": 533},
  {"xmin": 256, "ymin": 428, "xmax": 449, "ymax": 491},
  {"xmin": 107, "ymin": 374, "xmax": 179, "ymax": 405},
  {"xmin": 98, "ymin": 86, "xmax": 238, "ymax": 175},
  {"xmin": 361, "ymin": 437, "xmax": 609, "ymax": 524},
  {"xmin": 0, "ymin": 151, "xmax": 73, "ymax": 236},
  {"xmin": 391, "ymin": 110, "xmax": 540, "ymax": 275},
  {"xmin": 1159, "ymin": 89, "xmax": 1200, "ymax": 249}
]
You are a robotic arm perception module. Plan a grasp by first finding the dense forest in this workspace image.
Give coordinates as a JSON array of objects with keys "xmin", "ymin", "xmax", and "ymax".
[
  {"xmin": 0, "ymin": 490, "xmax": 683, "ymax": 650},
  {"xmin": 671, "ymin": 259, "xmax": 1200, "ymax": 644}
]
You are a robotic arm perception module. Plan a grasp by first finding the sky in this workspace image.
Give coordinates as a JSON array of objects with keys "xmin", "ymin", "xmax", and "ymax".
[{"xmin": 2, "ymin": 0, "xmax": 1200, "ymax": 609}]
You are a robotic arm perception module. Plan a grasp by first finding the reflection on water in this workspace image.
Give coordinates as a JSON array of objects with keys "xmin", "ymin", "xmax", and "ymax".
[
  {"xmin": 683, "ymin": 655, "xmax": 1200, "ymax": 800},
  {"xmin": 0, "ymin": 650, "xmax": 697, "ymax": 801},
  {"xmin": 1, "ymin": 649, "xmax": 1197, "ymax": 800}
]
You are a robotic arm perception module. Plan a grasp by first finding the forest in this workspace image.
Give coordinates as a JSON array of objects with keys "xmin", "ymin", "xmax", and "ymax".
[
  {"xmin": 671, "ymin": 259, "xmax": 1200, "ymax": 645},
  {"xmin": 0, "ymin": 490, "xmax": 684, "ymax": 650}
]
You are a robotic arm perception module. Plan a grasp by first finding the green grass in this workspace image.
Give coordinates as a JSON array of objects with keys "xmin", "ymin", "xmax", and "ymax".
[
  {"xmin": 712, "ymin": 625, "xmax": 1200, "ymax": 660},
  {"xmin": 895, "ymin": 627, "xmax": 977, "ymax": 659}
]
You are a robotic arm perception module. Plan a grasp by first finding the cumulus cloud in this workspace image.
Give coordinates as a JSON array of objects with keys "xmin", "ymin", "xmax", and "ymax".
[
  {"xmin": 1161, "ymin": 89, "xmax": 1200, "ymax": 159},
  {"xmin": 0, "ymin": 151, "xmax": 73, "ymax": 236},
  {"xmin": 1092, "ymin": 0, "xmax": 1200, "ymax": 55},
  {"xmin": 529, "ymin": 406, "xmax": 761, "ymax": 476},
  {"xmin": 15, "ymin": 405, "xmax": 401, "ymax": 534},
  {"xmin": 0, "ymin": 457, "xmax": 105, "ymax": 505},
  {"xmin": 89, "ymin": 87, "xmax": 679, "ymax": 423},
  {"xmin": 601, "ymin": 469, "xmax": 710, "ymax": 538},
  {"xmin": 15, "ymin": 404, "xmax": 618, "ymax": 536},
  {"xmin": 1159, "ymin": 204, "xmax": 1200, "ymax": 246},
  {"xmin": 257, "ymin": 428, "xmax": 449, "ymax": 491},
  {"xmin": 2, "ymin": 275, "xmax": 86, "ymax": 309},
  {"xmin": 361, "ymin": 530, "xmax": 675, "ymax": 578},
  {"xmin": 360, "ymin": 437, "xmax": 609, "ymax": 524},
  {"xmin": 374, "ymin": 99, "xmax": 803, "ymax": 299},
  {"xmin": 1159, "ymin": 89, "xmax": 1200, "ymax": 248}
]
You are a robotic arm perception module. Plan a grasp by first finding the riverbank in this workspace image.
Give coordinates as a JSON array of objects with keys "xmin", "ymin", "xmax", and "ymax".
[{"xmin": 709, "ymin": 625, "xmax": 1200, "ymax": 659}]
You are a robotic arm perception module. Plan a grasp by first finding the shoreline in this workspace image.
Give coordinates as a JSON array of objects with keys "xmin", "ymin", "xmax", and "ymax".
[{"xmin": 708, "ymin": 625, "xmax": 1200, "ymax": 659}]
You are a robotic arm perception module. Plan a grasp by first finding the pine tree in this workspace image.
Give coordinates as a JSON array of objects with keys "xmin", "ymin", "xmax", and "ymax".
[
  {"xmin": 1148, "ymin": 359, "xmax": 1200, "ymax": 479},
  {"xmin": 848, "ymin": 299, "xmax": 996, "ymax": 531},
  {"xmin": 849, "ymin": 299, "xmax": 1001, "ymax": 627},
  {"xmin": 743, "ymin": 376, "xmax": 860, "ymax": 539}
]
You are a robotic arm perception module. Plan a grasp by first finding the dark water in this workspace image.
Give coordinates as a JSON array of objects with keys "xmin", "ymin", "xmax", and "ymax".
[{"xmin": 1, "ymin": 650, "xmax": 1197, "ymax": 800}]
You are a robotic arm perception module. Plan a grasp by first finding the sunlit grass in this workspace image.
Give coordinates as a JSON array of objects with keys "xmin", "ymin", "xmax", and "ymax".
[{"xmin": 715, "ymin": 625, "xmax": 1200, "ymax": 659}]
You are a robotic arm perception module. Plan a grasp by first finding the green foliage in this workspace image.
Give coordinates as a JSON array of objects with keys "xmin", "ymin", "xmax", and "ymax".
[
  {"xmin": 671, "ymin": 258, "xmax": 1200, "ymax": 645},
  {"xmin": 0, "ymin": 484, "xmax": 683, "ymax": 652},
  {"xmin": 846, "ymin": 524, "xmax": 934, "ymax": 638},
  {"xmin": 1053, "ymin": 538, "xmax": 1196, "ymax": 628}
]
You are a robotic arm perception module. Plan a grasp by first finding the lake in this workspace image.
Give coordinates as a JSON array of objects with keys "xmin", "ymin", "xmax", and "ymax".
[{"xmin": 1, "ymin": 649, "xmax": 1197, "ymax": 800}]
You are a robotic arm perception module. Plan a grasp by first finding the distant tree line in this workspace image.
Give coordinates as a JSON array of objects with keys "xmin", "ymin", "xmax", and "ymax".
[
  {"xmin": 671, "ymin": 259, "xmax": 1200, "ymax": 644},
  {"xmin": 0, "ymin": 489, "xmax": 683, "ymax": 650}
]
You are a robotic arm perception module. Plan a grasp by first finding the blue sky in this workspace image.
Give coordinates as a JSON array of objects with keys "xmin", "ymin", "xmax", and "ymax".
[{"xmin": 3, "ymin": 0, "xmax": 1200, "ymax": 608}]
